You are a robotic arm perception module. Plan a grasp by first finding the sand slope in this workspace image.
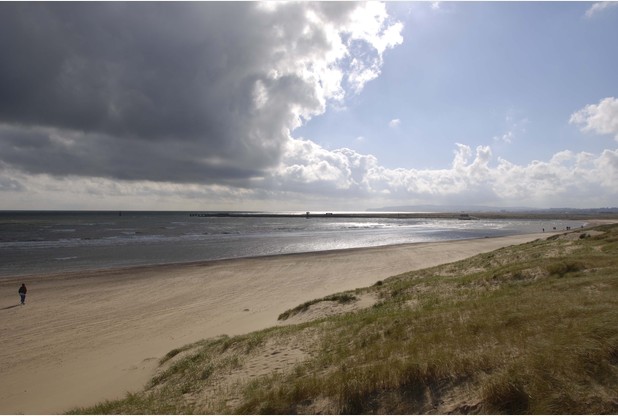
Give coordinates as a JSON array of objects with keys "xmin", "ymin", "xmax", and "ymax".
[{"xmin": 0, "ymin": 233, "xmax": 551, "ymax": 414}]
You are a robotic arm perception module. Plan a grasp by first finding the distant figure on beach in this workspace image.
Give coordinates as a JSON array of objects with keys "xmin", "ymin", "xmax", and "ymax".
[{"xmin": 19, "ymin": 284, "xmax": 27, "ymax": 305}]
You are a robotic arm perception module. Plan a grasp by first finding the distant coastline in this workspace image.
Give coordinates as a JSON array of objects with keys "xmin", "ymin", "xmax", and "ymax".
[{"xmin": 187, "ymin": 210, "xmax": 618, "ymax": 221}]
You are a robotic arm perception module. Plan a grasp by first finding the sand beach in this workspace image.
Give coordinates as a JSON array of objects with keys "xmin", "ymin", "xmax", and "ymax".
[{"xmin": 0, "ymin": 232, "xmax": 556, "ymax": 414}]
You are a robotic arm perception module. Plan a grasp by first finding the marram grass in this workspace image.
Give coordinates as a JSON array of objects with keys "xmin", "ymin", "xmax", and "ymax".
[{"xmin": 69, "ymin": 225, "xmax": 618, "ymax": 414}]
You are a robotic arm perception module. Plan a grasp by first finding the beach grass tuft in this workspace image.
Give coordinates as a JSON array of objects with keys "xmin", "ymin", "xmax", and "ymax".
[
  {"xmin": 69, "ymin": 224, "xmax": 618, "ymax": 414},
  {"xmin": 277, "ymin": 292, "xmax": 358, "ymax": 321}
]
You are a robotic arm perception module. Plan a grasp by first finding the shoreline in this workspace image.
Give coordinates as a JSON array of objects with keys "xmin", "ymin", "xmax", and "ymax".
[
  {"xmin": 0, "ymin": 215, "xmax": 601, "ymax": 280},
  {"xmin": 0, "ymin": 230, "xmax": 596, "ymax": 414},
  {"xmin": 0, "ymin": 235, "xmax": 530, "ymax": 283},
  {"xmin": 0, "ymin": 221, "xmax": 599, "ymax": 282}
]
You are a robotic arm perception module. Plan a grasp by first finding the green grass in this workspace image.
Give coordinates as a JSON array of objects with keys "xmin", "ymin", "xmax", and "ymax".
[{"xmin": 68, "ymin": 225, "xmax": 618, "ymax": 414}]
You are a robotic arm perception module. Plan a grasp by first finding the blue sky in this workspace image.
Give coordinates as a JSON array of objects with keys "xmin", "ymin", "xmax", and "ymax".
[
  {"xmin": 298, "ymin": 2, "xmax": 618, "ymax": 170},
  {"xmin": 0, "ymin": 2, "xmax": 617, "ymax": 211}
]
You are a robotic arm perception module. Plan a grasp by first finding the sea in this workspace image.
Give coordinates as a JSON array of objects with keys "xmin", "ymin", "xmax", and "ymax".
[{"xmin": 0, "ymin": 211, "xmax": 587, "ymax": 278}]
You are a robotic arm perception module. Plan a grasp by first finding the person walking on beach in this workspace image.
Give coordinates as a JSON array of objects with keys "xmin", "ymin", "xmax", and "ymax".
[{"xmin": 18, "ymin": 283, "xmax": 27, "ymax": 305}]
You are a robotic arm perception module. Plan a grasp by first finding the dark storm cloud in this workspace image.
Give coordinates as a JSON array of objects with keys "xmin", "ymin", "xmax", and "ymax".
[
  {"xmin": 0, "ymin": 124, "xmax": 261, "ymax": 183},
  {"xmin": 0, "ymin": 2, "xmax": 357, "ymax": 183}
]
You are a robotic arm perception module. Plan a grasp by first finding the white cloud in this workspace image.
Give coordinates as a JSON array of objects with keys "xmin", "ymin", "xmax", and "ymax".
[
  {"xmin": 597, "ymin": 148, "xmax": 618, "ymax": 189},
  {"xmin": 493, "ymin": 115, "xmax": 528, "ymax": 144},
  {"xmin": 263, "ymin": 138, "xmax": 618, "ymax": 208},
  {"xmin": 388, "ymin": 118, "xmax": 401, "ymax": 128},
  {"xmin": 342, "ymin": 2, "xmax": 404, "ymax": 93},
  {"xmin": 570, "ymin": 97, "xmax": 618, "ymax": 140},
  {"xmin": 346, "ymin": 2, "xmax": 404, "ymax": 56},
  {"xmin": 271, "ymin": 139, "xmax": 380, "ymax": 194},
  {"xmin": 585, "ymin": 2, "xmax": 618, "ymax": 18},
  {"xmin": 4, "ymin": 139, "xmax": 618, "ymax": 210},
  {"xmin": 493, "ymin": 130, "xmax": 515, "ymax": 144}
]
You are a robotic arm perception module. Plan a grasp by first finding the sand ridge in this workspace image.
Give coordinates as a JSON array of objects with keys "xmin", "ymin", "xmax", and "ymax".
[{"xmin": 1, "ymin": 232, "xmax": 556, "ymax": 414}]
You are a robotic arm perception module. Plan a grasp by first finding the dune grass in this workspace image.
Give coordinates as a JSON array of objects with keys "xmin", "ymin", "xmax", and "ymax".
[
  {"xmin": 278, "ymin": 293, "xmax": 358, "ymax": 321},
  {"xmin": 68, "ymin": 224, "xmax": 618, "ymax": 414}
]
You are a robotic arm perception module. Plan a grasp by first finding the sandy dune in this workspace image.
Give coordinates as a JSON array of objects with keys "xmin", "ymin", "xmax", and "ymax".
[{"xmin": 0, "ymin": 233, "xmax": 552, "ymax": 414}]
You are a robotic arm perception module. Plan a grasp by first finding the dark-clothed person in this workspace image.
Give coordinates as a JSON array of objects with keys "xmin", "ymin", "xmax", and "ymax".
[{"xmin": 19, "ymin": 284, "xmax": 27, "ymax": 305}]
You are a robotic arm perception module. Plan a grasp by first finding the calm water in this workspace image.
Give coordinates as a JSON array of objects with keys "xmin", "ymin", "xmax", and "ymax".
[{"xmin": 0, "ymin": 211, "xmax": 585, "ymax": 278}]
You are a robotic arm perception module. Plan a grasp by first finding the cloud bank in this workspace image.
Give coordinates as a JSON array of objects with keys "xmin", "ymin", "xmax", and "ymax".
[{"xmin": 270, "ymin": 139, "xmax": 618, "ymax": 208}]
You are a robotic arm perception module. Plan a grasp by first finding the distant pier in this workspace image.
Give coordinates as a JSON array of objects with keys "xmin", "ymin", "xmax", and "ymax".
[
  {"xmin": 188, "ymin": 212, "xmax": 446, "ymax": 219},
  {"xmin": 187, "ymin": 211, "xmax": 607, "ymax": 221}
]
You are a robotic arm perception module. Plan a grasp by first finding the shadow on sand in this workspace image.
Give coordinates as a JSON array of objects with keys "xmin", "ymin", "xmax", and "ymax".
[{"xmin": 1, "ymin": 304, "xmax": 22, "ymax": 310}]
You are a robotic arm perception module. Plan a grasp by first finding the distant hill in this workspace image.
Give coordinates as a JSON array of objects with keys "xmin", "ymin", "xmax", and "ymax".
[{"xmin": 368, "ymin": 205, "xmax": 618, "ymax": 215}]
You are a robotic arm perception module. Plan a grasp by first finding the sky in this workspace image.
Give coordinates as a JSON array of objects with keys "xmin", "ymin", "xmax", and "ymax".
[{"xmin": 0, "ymin": 1, "xmax": 617, "ymax": 211}]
